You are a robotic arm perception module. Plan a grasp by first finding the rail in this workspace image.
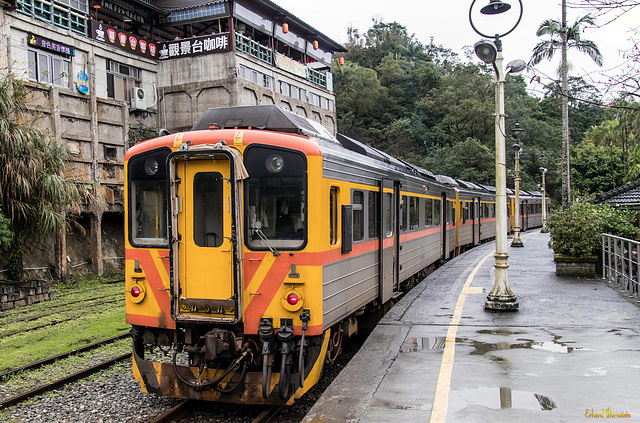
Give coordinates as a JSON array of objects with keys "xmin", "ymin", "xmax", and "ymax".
[
  {"xmin": 235, "ymin": 32, "xmax": 273, "ymax": 65},
  {"xmin": 602, "ymin": 233, "xmax": 640, "ymax": 302}
]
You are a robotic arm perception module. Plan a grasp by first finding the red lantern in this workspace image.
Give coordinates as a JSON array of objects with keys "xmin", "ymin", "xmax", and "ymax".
[
  {"xmin": 339, "ymin": 57, "xmax": 345, "ymax": 66},
  {"xmin": 312, "ymin": 40, "xmax": 318, "ymax": 50},
  {"xmin": 282, "ymin": 22, "xmax": 289, "ymax": 34}
]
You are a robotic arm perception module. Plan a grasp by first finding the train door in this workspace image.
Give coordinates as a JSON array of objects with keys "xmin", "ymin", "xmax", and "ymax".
[
  {"xmin": 441, "ymin": 192, "xmax": 447, "ymax": 261},
  {"xmin": 474, "ymin": 197, "xmax": 480, "ymax": 245},
  {"xmin": 168, "ymin": 149, "xmax": 242, "ymax": 324},
  {"xmin": 379, "ymin": 179, "xmax": 397, "ymax": 303},
  {"xmin": 522, "ymin": 200, "xmax": 528, "ymax": 231}
]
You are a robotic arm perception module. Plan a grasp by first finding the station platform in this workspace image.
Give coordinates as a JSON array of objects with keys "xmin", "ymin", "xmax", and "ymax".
[{"xmin": 302, "ymin": 231, "xmax": 639, "ymax": 423}]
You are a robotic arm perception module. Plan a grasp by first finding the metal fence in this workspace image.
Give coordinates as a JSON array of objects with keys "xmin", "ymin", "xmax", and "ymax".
[{"xmin": 602, "ymin": 233, "xmax": 640, "ymax": 302}]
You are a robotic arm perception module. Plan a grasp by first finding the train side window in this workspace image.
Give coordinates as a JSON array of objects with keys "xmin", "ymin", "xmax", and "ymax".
[
  {"xmin": 400, "ymin": 195, "xmax": 407, "ymax": 232},
  {"xmin": 425, "ymin": 198, "xmax": 433, "ymax": 227},
  {"xmin": 384, "ymin": 193, "xmax": 393, "ymax": 237},
  {"xmin": 451, "ymin": 202, "xmax": 456, "ymax": 226},
  {"xmin": 433, "ymin": 199, "xmax": 441, "ymax": 225},
  {"xmin": 330, "ymin": 187, "xmax": 338, "ymax": 245},
  {"xmin": 353, "ymin": 191, "xmax": 364, "ymax": 242},
  {"xmin": 368, "ymin": 190, "xmax": 380, "ymax": 238},
  {"xmin": 409, "ymin": 196, "xmax": 419, "ymax": 230},
  {"xmin": 193, "ymin": 172, "xmax": 223, "ymax": 247},
  {"xmin": 462, "ymin": 202, "xmax": 468, "ymax": 223}
]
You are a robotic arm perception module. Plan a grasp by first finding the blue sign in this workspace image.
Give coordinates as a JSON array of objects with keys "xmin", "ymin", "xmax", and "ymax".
[{"xmin": 76, "ymin": 71, "xmax": 89, "ymax": 94}]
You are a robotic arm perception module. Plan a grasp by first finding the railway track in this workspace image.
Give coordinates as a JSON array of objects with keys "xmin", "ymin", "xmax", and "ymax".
[
  {"xmin": 0, "ymin": 332, "xmax": 130, "ymax": 381},
  {"xmin": 149, "ymin": 401, "xmax": 285, "ymax": 423},
  {"xmin": 0, "ymin": 352, "xmax": 131, "ymax": 410}
]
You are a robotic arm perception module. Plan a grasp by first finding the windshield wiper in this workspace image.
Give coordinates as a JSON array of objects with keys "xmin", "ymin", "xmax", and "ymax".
[{"xmin": 251, "ymin": 225, "xmax": 280, "ymax": 256}]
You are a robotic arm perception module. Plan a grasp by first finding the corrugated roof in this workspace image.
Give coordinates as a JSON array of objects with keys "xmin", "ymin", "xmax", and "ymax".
[
  {"xmin": 154, "ymin": 0, "xmax": 224, "ymax": 12},
  {"xmin": 597, "ymin": 178, "xmax": 640, "ymax": 207}
]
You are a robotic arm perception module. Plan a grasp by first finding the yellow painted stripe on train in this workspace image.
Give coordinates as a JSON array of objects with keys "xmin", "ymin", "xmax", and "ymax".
[
  {"xmin": 244, "ymin": 253, "xmax": 276, "ymax": 303},
  {"xmin": 429, "ymin": 249, "xmax": 494, "ymax": 423}
]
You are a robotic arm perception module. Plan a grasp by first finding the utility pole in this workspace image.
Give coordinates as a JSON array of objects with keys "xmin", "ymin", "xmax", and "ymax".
[{"xmin": 561, "ymin": 0, "xmax": 570, "ymax": 209}]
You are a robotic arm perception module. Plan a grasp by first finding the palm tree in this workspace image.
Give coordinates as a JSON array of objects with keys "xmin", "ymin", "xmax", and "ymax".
[
  {"xmin": 530, "ymin": 12, "xmax": 603, "ymax": 209},
  {"xmin": 0, "ymin": 74, "xmax": 81, "ymax": 280}
]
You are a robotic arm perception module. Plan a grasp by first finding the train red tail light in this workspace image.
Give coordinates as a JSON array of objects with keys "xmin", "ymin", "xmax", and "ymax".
[
  {"xmin": 286, "ymin": 293, "xmax": 299, "ymax": 305},
  {"xmin": 131, "ymin": 286, "xmax": 141, "ymax": 297}
]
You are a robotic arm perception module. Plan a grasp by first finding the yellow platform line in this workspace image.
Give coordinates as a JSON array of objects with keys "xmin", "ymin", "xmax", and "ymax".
[{"xmin": 429, "ymin": 249, "xmax": 495, "ymax": 423}]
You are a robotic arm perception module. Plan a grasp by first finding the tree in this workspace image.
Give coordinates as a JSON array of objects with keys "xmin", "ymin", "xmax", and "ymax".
[
  {"xmin": 420, "ymin": 138, "xmax": 495, "ymax": 184},
  {"xmin": 0, "ymin": 74, "xmax": 81, "ymax": 280},
  {"xmin": 530, "ymin": 12, "xmax": 603, "ymax": 209}
]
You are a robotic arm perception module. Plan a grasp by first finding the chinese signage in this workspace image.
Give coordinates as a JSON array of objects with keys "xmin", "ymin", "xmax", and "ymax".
[
  {"xmin": 158, "ymin": 33, "xmax": 230, "ymax": 60},
  {"xmin": 27, "ymin": 33, "xmax": 75, "ymax": 57},
  {"xmin": 90, "ymin": 21, "xmax": 158, "ymax": 59},
  {"xmin": 275, "ymin": 53, "xmax": 307, "ymax": 79},
  {"xmin": 98, "ymin": 0, "xmax": 149, "ymax": 24},
  {"xmin": 90, "ymin": 21, "xmax": 230, "ymax": 61}
]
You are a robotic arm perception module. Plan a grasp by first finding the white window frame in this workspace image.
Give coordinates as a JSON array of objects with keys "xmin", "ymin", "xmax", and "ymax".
[{"xmin": 28, "ymin": 48, "xmax": 71, "ymax": 88}]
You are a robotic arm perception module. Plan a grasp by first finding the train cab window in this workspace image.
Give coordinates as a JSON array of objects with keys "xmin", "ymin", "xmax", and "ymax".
[
  {"xmin": 244, "ymin": 146, "xmax": 306, "ymax": 250},
  {"xmin": 353, "ymin": 191, "xmax": 364, "ymax": 242},
  {"xmin": 433, "ymin": 199, "xmax": 441, "ymax": 225},
  {"xmin": 425, "ymin": 198, "xmax": 433, "ymax": 227},
  {"xmin": 384, "ymin": 193, "xmax": 393, "ymax": 237},
  {"xmin": 400, "ymin": 196, "xmax": 407, "ymax": 232},
  {"xmin": 193, "ymin": 173, "xmax": 223, "ymax": 247},
  {"xmin": 128, "ymin": 149, "xmax": 170, "ymax": 247},
  {"xmin": 368, "ymin": 191, "xmax": 380, "ymax": 238},
  {"xmin": 409, "ymin": 197, "xmax": 419, "ymax": 230},
  {"xmin": 330, "ymin": 187, "xmax": 338, "ymax": 245}
]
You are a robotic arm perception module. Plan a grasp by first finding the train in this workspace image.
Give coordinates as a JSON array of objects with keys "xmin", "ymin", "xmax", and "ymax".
[{"xmin": 124, "ymin": 105, "xmax": 549, "ymax": 405}]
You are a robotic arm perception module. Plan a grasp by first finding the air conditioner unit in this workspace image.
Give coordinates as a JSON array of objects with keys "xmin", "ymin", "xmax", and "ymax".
[{"xmin": 130, "ymin": 87, "xmax": 147, "ymax": 110}]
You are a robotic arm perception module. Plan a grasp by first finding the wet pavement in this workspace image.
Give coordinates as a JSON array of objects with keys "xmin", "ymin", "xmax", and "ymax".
[{"xmin": 302, "ymin": 231, "xmax": 640, "ymax": 422}]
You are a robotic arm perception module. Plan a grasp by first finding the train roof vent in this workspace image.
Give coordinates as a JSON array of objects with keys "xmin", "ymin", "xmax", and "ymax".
[
  {"xmin": 435, "ymin": 175, "xmax": 459, "ymax": 187},
  {"xmin": 191, "ymin": 105, "xmax": 339, "ymax": 143},
  {"xmin": 336, "ymin": 134, "xmax": 389, "ymax": 163}
]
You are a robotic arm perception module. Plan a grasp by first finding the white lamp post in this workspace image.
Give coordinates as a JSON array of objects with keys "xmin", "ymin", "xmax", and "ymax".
[
  {"xmin": 540, "ymin": 167, "xmax": 548, "ymax": 233},
  {"xmin": 470, "ymin": 0, "xmax": 524, "ymax": 311}
]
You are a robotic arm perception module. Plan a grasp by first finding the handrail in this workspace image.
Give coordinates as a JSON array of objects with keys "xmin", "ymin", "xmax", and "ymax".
[{"xmin": 602, "ymin": 233, "xmax": 640, "ymax": 303}]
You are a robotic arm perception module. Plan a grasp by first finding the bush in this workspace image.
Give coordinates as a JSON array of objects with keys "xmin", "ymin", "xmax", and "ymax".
[{"xmin": 548, "ymin": 202, "xmax": 637, "ymax": 258}]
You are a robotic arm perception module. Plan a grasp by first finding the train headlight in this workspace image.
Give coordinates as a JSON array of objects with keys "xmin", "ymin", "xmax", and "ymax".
[
  {"xmin": 144, "ymin": 158, "xmax": 159, "ymax": 176},
  {"xmin": 281, "ymin": 288, "xmax": 303, "ymax": 312},
  {"xmin": 265, "ymin": 154, "xmax": 284, "ymax": 173},
  {"xmin": 286, "ymin": 293, "xmax": 299, "ymax": 305},
  {"xmin": 131, "ymin": 286, "xmax": 141, "ymax": 297},
  {"xmin": 127, "ymin": 280, "xmax": 146, "ymax": 304}
]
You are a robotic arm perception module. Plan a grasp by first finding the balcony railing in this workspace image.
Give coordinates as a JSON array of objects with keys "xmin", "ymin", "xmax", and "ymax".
[
  {"xmin": 234, "ymin": 32, "xmax": 328, "ymax": 89},
  {"xmin": 602, "ymin": 233, "xmax": 640, "ymax": 302},
  {"xmin": 235, "ymin": 32, "xmax": 273, "ymax": 65},
  {"xmin": 306, "ymin": 67, "xmax": 327, "ymax": 88}
]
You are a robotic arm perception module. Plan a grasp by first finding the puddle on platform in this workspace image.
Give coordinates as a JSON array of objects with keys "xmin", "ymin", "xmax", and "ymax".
[
  {"xmin": 400, "ymin": 337, "xmax": 446, "ymax": 352},
  {"xmin": 467, "ymin": 332, "xmax": 582, "ymax": 355},
  {"xmin": 449, "ymin": 387, "xmax": 557, "ymax": 412}
]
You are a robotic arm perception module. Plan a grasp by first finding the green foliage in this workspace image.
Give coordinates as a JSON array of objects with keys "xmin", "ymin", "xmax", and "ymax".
[
  {"xmin": 421, "ymin": 138, "xmax": 495, "ymax": 184},
  {"xmin": 129, "ymin": 123, "xmax": 158, "ymax": 146},
  {"xmin": 548, "ymin": 201, "xmax": 637, "ymax": 258},
  {"xmin": 0, "ymin": 207, "xmax": 12, "ymax": 247},
  {"xmin": 0, "ymin": 74, "xmax": 81, "ymax": 280},
  {"xmin": 571, "ymin": 141, "xmax": 624, "ymax": 195}
]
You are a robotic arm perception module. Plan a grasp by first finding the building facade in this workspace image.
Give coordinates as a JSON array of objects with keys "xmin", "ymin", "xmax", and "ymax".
[{"xmin": 0, "ymin": 0, "xmax": 344, "ymax": 279}]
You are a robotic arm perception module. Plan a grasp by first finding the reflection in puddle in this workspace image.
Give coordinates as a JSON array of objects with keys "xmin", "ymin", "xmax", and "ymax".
[
  {"xmin": 531, "ymin": 341, "xmax": 579, "ymax": 353},
  {"xmin": 466, "ymin": 336, "xmax": 582, "ymax": 355},
  {"xmin": 449, "ymin": 387, "xmax": 557, "ymax": 412},
  {"xmin": 400, "ymin": 337, "xmax": 446, "ymax": 352}
]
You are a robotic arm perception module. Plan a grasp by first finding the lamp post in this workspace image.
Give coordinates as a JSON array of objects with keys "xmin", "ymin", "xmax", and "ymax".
[
  {"xmin": 470, "ymin": 0, "xmax": 524, "ymax": 311},
  {"xmin": 510, "ymin": 122, "xmax": 525, "ymax": 247},
  {"xmin": 540, "ymin": 167, "xmax": 548, "ymax": 232}
]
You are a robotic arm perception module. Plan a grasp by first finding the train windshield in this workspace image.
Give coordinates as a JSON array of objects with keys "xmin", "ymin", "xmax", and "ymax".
[
  {"xmin": 128, "ymin": 149, "xmax": 170, "ymax": 247},
  {"xmin": 244, "ymin": 146, "xmax": 307, "ymax": 250}
]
